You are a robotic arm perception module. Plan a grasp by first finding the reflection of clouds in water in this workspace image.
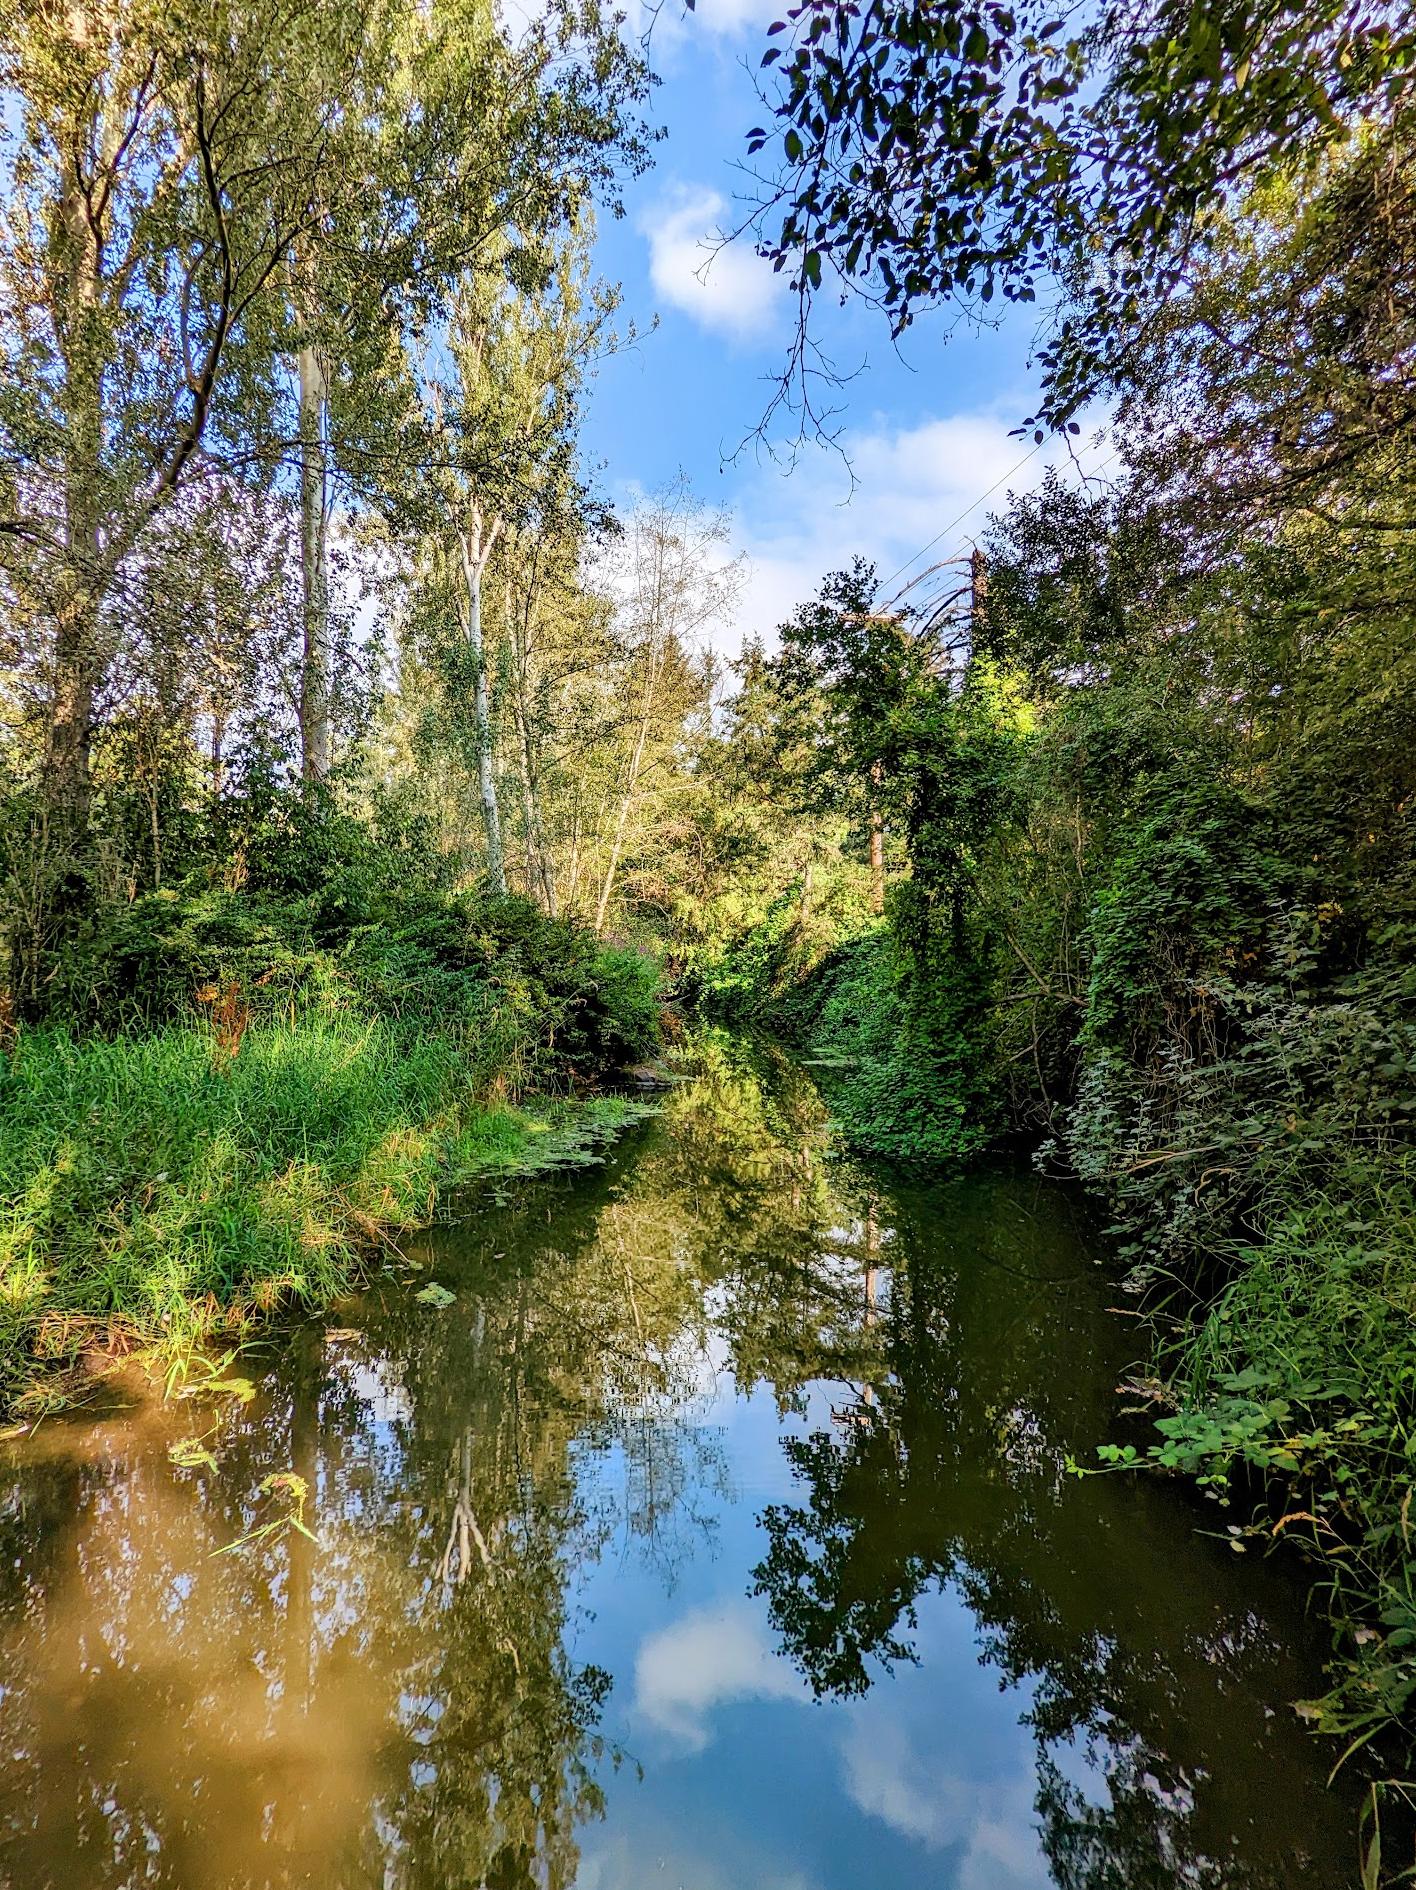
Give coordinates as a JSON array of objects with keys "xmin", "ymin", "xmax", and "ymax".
[
  {"xmin": 337, "ymin": 1356, "xmax": 411, "ymax": 1427},
  {"xmin": 633, "ymin": 1598, "xmax": 804, "ymax": 1750},
  {"xmin": 839, "ymin": 1715, "xmax": 1048, "ymax": 1890}
]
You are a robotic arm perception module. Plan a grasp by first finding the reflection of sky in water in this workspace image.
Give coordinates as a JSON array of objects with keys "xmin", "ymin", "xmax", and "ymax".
[
  {"xmin": 570, "ymin": 1372, "xmax": 1055, "ymax": 1890},
  {"xmin": 0, "ymin": 1063, "xmax": 1364, "ymax": 1890}
]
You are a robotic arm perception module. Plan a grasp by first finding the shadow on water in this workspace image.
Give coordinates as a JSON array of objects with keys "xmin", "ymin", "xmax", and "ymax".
[{"xmin": 0, "ymin": 1035, "xmax": 1362, "ymax": 1888}]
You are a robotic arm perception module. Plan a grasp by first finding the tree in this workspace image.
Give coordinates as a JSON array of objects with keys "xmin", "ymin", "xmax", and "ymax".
[
  {"xmin": 0, "ymin": 0, "xmax": 653, "ymax": 945},
  {"xmin": 586, "ymin": 483, "xmax": 741, "ymax": 934},
  {"xmin": 772, "ymin": 559, "xmax": 928, "ymax": 909},
  {"xmin": 394, "ymin": 226, "xmax": 625, "ymax": 901},
  {"xmin": 745, "ymin": 0, "xmax": 1416, "ymax": 434},
  {"xmin": 0, "ymin": 0, "xmax": 356, "ymax": 871},
  {"xmin": 275, "ymin": 0, "xmax": 652, "ymax": 782}
]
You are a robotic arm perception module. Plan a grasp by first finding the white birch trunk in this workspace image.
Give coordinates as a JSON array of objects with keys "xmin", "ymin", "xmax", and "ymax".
[
  {"xmin": 593, "ymin": 711, "xmax": 651, "ymax": 936},
  {"xmin": 507, "ymin": 575, "xmax": 556, "ymax": 914},
  {"xmin": 297, "ymin": 342, "xmax": 332, "ymax": 782},
  {"xmin": 458, "ymin": 506, "xmax": 507, "ymax": 897}
]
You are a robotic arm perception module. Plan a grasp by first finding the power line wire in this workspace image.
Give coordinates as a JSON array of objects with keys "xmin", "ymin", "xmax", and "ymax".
[
  {"xmin": 878, "ymin": 436, "xmax": 1120, "ymax": 600},
  {"xmin": 877, "ymin": 441, "xmax": 1044, "ymax": 595}
]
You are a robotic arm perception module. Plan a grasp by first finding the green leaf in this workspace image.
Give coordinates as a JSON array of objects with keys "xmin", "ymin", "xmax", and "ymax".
[{"xmin": 169, "ymin": 1438, "xmax": 218, "ymax": 1471}]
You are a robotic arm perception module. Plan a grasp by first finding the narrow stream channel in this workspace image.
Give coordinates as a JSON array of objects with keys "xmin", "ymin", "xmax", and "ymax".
[{"xmin": 0, "ymin": 1040, "xmax": 1358, "ymax": 1888}]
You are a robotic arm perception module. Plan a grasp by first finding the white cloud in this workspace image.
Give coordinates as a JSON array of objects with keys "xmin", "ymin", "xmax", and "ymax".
[
  {"xmin": 839, "ymin": 1715, "xmax": 1048, "ymax": 1890},
  {"xmin": 718, "ymin": 408, "xmax": 1113, "ymax": 656},
  {"xmin": 639, "ymin": 184, "xmax": 782, "ymax": 343},
  {"xmin": 603, "ymin": 405, "xmax": 1112, "ymax": 662},
  {"xmin": 631, "ymin": 0, "xmax": 784, "ymax": 51},
  {"xmin": 633, "ymin": 1597, "xmax": 804, "ymax": 1749}
]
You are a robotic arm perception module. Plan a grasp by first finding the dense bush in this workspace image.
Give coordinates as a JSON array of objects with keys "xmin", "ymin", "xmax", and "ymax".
[
  {"xmin": 35, "ymin": 873, "xmax": 659, "ymax": 1095},
  {"xmin": 804, "ymin": 927, "xmax": 996, "ymax": 1163}
]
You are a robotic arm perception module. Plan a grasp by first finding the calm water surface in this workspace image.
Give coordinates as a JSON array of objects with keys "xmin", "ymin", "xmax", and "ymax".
[{"xmin": 0, "ymin": 1042, "xmax": 1358, "ymax": 1888}]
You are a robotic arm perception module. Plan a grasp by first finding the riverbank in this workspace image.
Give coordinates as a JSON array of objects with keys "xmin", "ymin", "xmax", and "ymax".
[
  {"xmin": 0, "ymin": 1017, "xmax": 651, "ymax": 1415},
  {"xmin": 0, "ymin": 804, "xmax": 669, "ymax": 1416},
  {"xmin": 695, "ymin": 915, "xmax": 1416, "ymax": 1765},
  {"xmin": 0, "ymin": 1039, "xmax": 1362, "ymax": 1890}
]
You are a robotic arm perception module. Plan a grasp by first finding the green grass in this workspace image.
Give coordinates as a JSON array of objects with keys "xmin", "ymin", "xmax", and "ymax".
[{"xmin": 0, "ymin": 1019, "xmax": 647, "ymax": 1412}]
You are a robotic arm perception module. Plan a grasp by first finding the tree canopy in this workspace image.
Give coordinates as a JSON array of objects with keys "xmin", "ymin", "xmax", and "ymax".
[{"xmin": 747, "ymin": 0, "xmax": 1416, "ymax": 431}]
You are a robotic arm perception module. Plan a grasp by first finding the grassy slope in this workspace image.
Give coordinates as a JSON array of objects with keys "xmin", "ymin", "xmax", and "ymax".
[{"xmin": 0, "ymin": 1019, "xmax": 647, "ymax": 1412}]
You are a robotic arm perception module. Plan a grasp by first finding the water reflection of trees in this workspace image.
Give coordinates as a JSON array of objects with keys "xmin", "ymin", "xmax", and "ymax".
[
  {"xmin": 0, "ymin": 1136, "xmax": 720, "ymax": 1890},
  {"xmin": 0, "ymin": 1041, "xmax": 1357, "ymax": 1890},
  {"xmin": 747, "ymin": 1173, "xmax": 1358, "ymax": 1890},
  {"xmin": 0, "ymin": 1040, "xmax": 874, "ymax": 1890}
]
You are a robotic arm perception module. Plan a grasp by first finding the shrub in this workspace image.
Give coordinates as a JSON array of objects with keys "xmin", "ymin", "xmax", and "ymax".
[
  {"xmin": 588, "ymin": 945, "xmax": 663, "ymax": 1066},
  {"xmin": 33, "ymin": 879, "xmax": 661, "ymax": 1091}
]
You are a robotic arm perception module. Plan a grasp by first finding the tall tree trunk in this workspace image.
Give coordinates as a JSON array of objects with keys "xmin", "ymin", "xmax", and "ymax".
[
  {"xmin": 458, "ymin": 506, "xmax": 506, "ymax": 897},
  {"xmin": 46, "ymin": 122, "xmax": 108, "ymax": 866},
  {"xmin": 869, "ymin": 763, "xmax": 886, "ymax": 915},
  {"xmin": 565, "ymin": 811, "xmax": 583, "ymax": 914},
  {"xmin": 515, "ymin": 699, "xmax": 556, "ymax": 913},
  {"xmin": 46, "ymin": 588, "xmax": 100, "ymax": 850},
  {"xmin": 594, "ymin": 713, "xmax": 650, "ymax": 936},
  {"xmin": 297, "ymin": 343, "xmax": 332, "ymax": 782},
  {"xmin": 210, "ymin": 683, "xmax": 229, "ymax": 799},
  {"xmin": 594, "ymin": 627, "xmax": 668, "ymax": 936},
  {"xmin": 507, "ymin": 575, "xmax": 556, "ymax": 913},
  {"xmin": 970, "ymin": 545, "xmax": 989, "ymax": 650},
  {"xmin": 21, "ymin": 111, "xmax": 109, "ymax": 1007}
]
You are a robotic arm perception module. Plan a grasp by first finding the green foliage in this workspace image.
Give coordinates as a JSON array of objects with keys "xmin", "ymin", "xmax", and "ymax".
[
  {"xmin": 749, "ymin": 0, "xmax": 1416, "ymax": 430},
  {"xmin": 0, "ymin": 1018, "xmax": 650, "ymax": 1411},
  {"xmin": 0, "ymin": 776, "xmax": 662, "ymax": 1411},
  {"xmin": 26, "ymin": 784, "xmax": 662, "ymax": 1090},
  {"xmin": 689, "ymin": 881, "xmax": 875, "ymax": 1027},
  {"xmin": 809, "ymin": 926, "xmax": 997, "ymax": 1164},
  {"xmin": 693, "ymin": 566, "xmax": 1021, "ymax": 1166},
  {"xmin": 1124, "ymin": 1157, "xmax": 1416, "ymax": 1739},
  {"xmin": 705, "ymin": 122, "xmax": 1416, "ymax": 1770},
  {"xmin": 584, "ymin": 944, "xmax": 663, "ymax": 1065}
]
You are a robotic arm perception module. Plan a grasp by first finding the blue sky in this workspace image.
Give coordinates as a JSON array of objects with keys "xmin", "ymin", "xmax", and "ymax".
[{"xmin": 580, "ymin": 0, "xmax": 1113, "ymax": 654}]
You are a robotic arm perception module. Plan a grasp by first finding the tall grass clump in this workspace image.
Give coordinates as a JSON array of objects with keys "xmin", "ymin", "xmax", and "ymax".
[{"xmin": 0, "ymin": 1018, "xmax": 648, "ymax": 1411}]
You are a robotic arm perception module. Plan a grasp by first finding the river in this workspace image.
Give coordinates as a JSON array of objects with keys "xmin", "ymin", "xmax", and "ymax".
[{"xmin": 0, "ymin": 1037, "xmax": 1358, "ymax": 1888}]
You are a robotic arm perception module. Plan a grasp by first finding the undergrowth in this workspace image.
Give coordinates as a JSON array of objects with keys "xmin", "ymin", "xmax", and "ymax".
[
  {"xmin": 1137, "ymin": 1160, "xmax": 1416, "ymax": 1741},
  {"xmin": 0, "ymin": 1018, "xmax": 650, "ymax": 1414},
  {"xmin": 0, "ymin": 794, "xmax": 663, "ymax": 1414},
  {"xmin": 700, "ymin": 801, "xmax": 1416, "ymax": 1772},
  {"xmin": 699, "ymin": 917, "xmax": 995, "ymax": 1165}
]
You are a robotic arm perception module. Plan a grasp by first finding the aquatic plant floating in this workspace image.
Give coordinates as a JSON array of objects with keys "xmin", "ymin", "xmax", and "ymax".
[
  {"xmin": 414, "ymin": 1284, "xmax": 457, "ymax": 1309},
  {"xmin": 168, "ymin": 1437, "xmax": 218, "ymax": 1471},
  {"xmin": 213, "ymin": 1473, "xmax": 319, "ymax": 1557}
]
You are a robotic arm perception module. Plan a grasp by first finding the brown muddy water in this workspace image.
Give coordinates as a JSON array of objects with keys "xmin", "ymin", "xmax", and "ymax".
[{"xmin": 0, "ymin": 1039, "xmax": 1362, "ymax": 1888}]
